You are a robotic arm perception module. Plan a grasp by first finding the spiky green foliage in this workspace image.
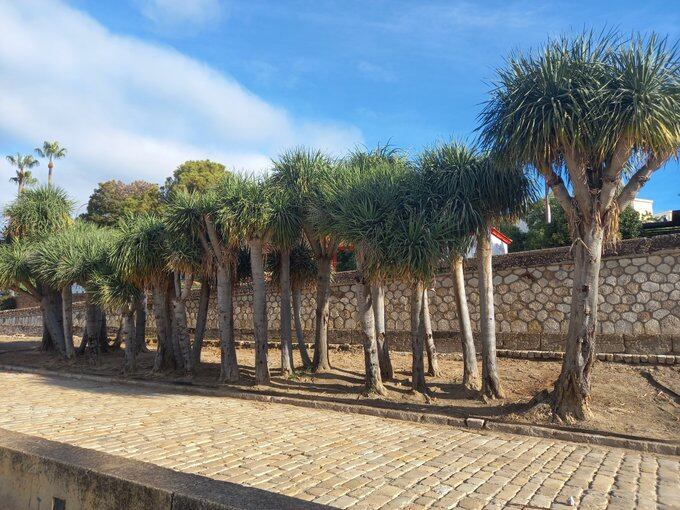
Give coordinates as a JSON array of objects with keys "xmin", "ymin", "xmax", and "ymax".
[
  {"xmin": 218, "ymin": 174, "xmax": 273, "ymax": 242},
  {"xmin": 267, "ymin": 181, "xmax": 302, "ymax": 251},
  {"xmin": 163, "ymin": 190, "xmax": 209, "ymax": 275},
  {"xmin": 30, "ymin": 221, "xmax": 113, "ymax": 290},
  {"xmin": 420, "ymin": 142, "xmax": 535, "ymax": 233},
  {"xmin": 109, "ymin": 215, "xmax": 171, "ymax": 286},
  {"xmin": 3, "ymin": 186, "xmax": 73, "ymax": 242},
  {"xmin": 479, "ymin": 31, "xmax": 679, "ymax": 222},
  {"xmin": 0, "ymin": 240, "xmax": 37, "ymax": 294},
  {"xmin": 345, "ymin": 143, "xmax": 408, "ymax": 170},
  {"xmin": 316, "ymin": 150, "xmax": 476, "ymax": 283},
  {"xmin": 88, "ymin": 270, "xmax": 141, "ymax": 310},
  {"xmin": 270, "ymin": 148, "xmax": 334, "ymax": 211}
]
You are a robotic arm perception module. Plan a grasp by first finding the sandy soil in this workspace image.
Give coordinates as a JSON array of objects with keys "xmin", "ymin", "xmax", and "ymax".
[{"xmin": 0, "ymin": 335, "xmax": 677, "ymax": 442}]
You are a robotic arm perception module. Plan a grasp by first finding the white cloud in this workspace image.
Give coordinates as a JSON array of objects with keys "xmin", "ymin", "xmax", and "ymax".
[
  {"xmin": 137, "ymin": 0, "xmax": 224, "ymax": 29},
  {"xmin": 0, "ymin": 0, "xmax": 362, "ymax": 208}
]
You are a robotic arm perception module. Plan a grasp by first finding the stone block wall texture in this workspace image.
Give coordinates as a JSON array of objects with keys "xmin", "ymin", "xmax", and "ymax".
[{"xmin": 1, "ymin": 234, "xmax": 679, "ymax": 355}]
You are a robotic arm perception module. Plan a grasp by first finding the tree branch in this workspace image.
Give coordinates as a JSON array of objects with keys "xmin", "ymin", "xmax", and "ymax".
[
  {"xmin": 600, "ymin": 136, "xmax": 633, "ymax": 214},
  {"xmin": 204, "ymin": 214, "xmax": 226, "ymax": 265},
  {"xmin": 197, "ymin": 228, "xmax": 212, "ymax": 257},
  {"xmin": 180, "ymin": 272, "xmax": 194, "ymax": 301},
  {"xmin": 562, "ymin": 146, "xmax": 592, "ymax": 218},
  {"xmin": 616, "ymin": 153, "xmax": 672, "ymax": 211},
  {"xmin": 302, "ymin": 224, "xmax": 323, "ymax": 259},
  {"xmin": 537, "ymin": 165, "xmax": 577, "ymax": 219}
]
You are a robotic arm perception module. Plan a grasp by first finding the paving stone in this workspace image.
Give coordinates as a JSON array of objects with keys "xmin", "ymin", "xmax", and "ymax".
[{"xmin": 0, "ymin": 371, "xmax": 677, "ymax": 510}]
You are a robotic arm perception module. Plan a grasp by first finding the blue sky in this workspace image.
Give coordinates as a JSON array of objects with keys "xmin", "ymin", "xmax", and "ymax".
[{"xmin": 1, "ymin": 0, "xmax": 678, "ymax": 212}]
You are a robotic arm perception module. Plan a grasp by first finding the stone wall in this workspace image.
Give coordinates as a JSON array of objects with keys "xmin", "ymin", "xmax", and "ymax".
[{"xmin": 1, "ymin": 235, "xmax": 679, "ymax": 355}]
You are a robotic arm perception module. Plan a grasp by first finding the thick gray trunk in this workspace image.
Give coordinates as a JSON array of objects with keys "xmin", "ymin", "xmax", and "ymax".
[
  {"xmin": 134, "ymin": 293, "xmax": 148, "ymax": 354},
  {"xmin": 41, "ymin": 289, "xmax": 66, "ymax": 356},
  {"xmin": 423, "ymin": 288, "xmax": 440, "ymax": 377},
  {"xmin": 41, "ymin": 321, "xmax": 53, "ymax": 352},
  {"xmin": 112, "ymin": 318, "xmax": 124, "ymax": 350},
  {"xmin": 250, "ymin": 238, "xmax": 270, "ymax": 385},
  {"xmin": 279, "ymin": 249, "xmax": 295, "ymax": 376},
  {"xmin": 169, "ymin": 300, "xmax": 184, "ymax": 371},
  {"xmin": 61, "ymin": 286, "xmax": 75, "ymax": 359},
  {"xmin": 216, "ymin": 264, "xmax": 239, "ymax": 383},
  {"xmin": 553, "ymin": 223, "xmax": 604, "ymax": 421},
  {"xmin": 477, "ymin": 229, "xmax": 503, "ymax": 399},
  {"xmin": 172, "ymin": 272, "xmax": 193, "ymax": 376},
  {"xmin": 84, "ymin": 297, "xmax": 103, "ymax": 365},
  {"xmin": 292, "ymin": 286, "xmax": 312, "ymax": 369},
  {"xmin": 410, "ymin": 281, "xmax": 428, "ymax": 395},
  {"xmin": 371, "ymin": 285, "xmax": 393, "ymax": 380},
  {"xmin": 152, "ymin": 280, "xmax": 176, "ymax": 372},
  {"xmin": 357, "ymin": 274, "xmax": 385, "ymax": 395},
  {"xmin": 99, "ymin": 310, "xmax": 108, "ymax": 349},
  {"xmin": 172, "ymin": 297, "xmax": 193, "ymax": 376},
  {"xmin": 312, "ymin": 256, "xmax": 332, "ymax": 372},
  {"xmin": 452, "ymin": 256, "xmax": 479, "ymax": 390},
  {"xmin": 122, "ymin": 307, "xmax": 137, "ymax": 374},
  {"xmin": 192, "ymin": 281, "xmax": 210, "ymax": 365}
]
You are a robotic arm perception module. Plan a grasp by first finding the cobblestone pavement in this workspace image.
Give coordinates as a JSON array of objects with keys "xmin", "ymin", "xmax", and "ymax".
[{"xmin": 0, "ymin": 372, "xmax": 677, "ymax": 510}]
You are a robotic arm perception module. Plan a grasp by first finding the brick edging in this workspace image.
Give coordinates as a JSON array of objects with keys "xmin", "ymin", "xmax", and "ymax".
[{"xmin": 1, "ymin": 364, "xmax": 677, "ymax": 457}]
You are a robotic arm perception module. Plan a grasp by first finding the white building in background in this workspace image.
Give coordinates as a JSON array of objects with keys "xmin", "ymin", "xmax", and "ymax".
[
  {"xmin": 631, "ymin": 198, "xmax": 654, "ymax": 217},
  {"xmin": 466, "ymin": 228, "xmax": 513, "ymax": 258}
]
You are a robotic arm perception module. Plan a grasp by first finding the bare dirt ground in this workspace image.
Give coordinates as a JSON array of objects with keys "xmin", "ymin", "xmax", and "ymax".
[{"xmin": 1, "ymin": 335, "xmax": 677, "ymax": 443}]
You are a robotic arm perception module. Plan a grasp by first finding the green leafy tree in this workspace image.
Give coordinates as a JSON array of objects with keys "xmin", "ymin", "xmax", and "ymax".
[
  {"xmin": 83, "ymin": 180, "xmax": 164, "ymax": 226},
  {"xmin": 34, "ymin": 141, "xmax": 67, "ymax": 186},
  {"xmin": 163, "ymin": 160, "xmax": 228, "ymax": 195},
  {"xmin": 480, "ymin": 32, "xmax": 680, "ymax": 420},
  {"xmin": 508, "ymin": 198, "xmax": 644, "ymax": 253},
  {"xmin": 618, "ymin": 206, "xmax": 643, "ymax": 239}
]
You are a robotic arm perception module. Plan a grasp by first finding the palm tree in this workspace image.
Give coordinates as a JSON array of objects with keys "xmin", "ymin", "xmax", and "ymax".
[
  {"xmin": 6, "ymin": 153, "xmax": 39, "ymax": 194},
  {"xmin": 267, "ymin": 181, "xmax": 304, "ymax": 376},
  {"xmin": 221, "ymin": 175, "xmax": 274, "ymax": 385},
  {"xmin": 471, "ymin": 157, "xmax": 533, "ymax": 399},
  {"xmin": 419, "ymin": 144, "xmax": 481, "ymax": 390},
  {"xmin": 419, "ymin": 143, "xmax": 534, "ymax": 398},
  {"xmin": 1, "ymin": 186, "xmax": 74, "ymax": 355},
  {"xmin": 88, "ymin": 269, "xmax": 142, "ymax": 373},
  {"xmin": 268, "ymin": 244, "xmax": 317, "ymax": 369},
  {"xmin": 270, "ymin": 148, "xmax": 339, "ymax": 373},
  {"xmin": 30, "ymin": 222, "xmax": 110, "ymax": 360},
  {"xmin": 164, "ymin": 190, "xmax": 215, "ymax": 368},
  {"xmin": 110, "ymin": 215, "xmax": 181, "ymax": 373},
  {"xmin": 35, "ymin": 141, "xmax": 67, "ymax": 186},
  {"xmin": 312, "ymin": 161, "xmax": 398, "ymax": 395},
  {"xmin": 202, "ymin": 177, "xmax": 242, "ymax": 383},
  {"xmin": 479, "ymin": 32, "xmax": 680, "ymax": 419},
  {"xmin": 344, "ymin": 144, "xmax": 410, "ymax": 380}
]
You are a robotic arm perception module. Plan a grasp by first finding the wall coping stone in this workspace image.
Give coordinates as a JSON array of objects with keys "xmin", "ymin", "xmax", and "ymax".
[{"xmin": 0, "ymin": 427, "xmax": 328, "ymax": 510}]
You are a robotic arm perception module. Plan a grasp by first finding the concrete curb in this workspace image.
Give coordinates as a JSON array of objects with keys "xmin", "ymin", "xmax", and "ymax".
[{"xmin": 1, "ymin": 364, "xmax": 677, "ymax": 457}]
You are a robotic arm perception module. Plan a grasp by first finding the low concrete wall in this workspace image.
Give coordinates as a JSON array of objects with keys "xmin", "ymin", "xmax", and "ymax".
[{"xmin": 0, "ymin": 428, "xmax": 327, "ymax": 510}]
